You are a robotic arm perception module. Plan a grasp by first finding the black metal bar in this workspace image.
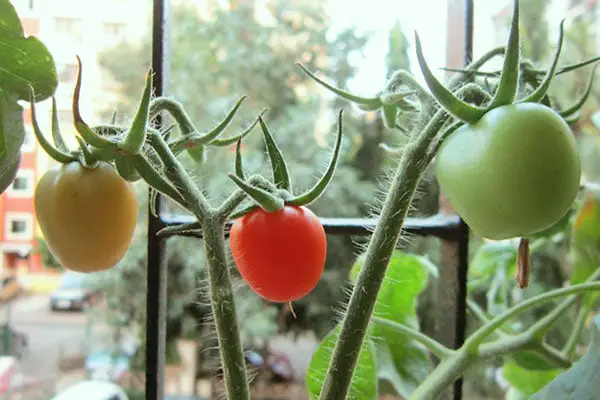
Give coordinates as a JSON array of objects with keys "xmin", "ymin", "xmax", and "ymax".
[
  {"xmin": 145, "ymin": 0, "xmax": 169, "ymax": 399},
  {"xmin": 158, "ymin": 213, "xmax": 464, "ymax": 240},
  {"xmin": 453, "ymin": 1, "xmax": 474, "ymax": 399}
]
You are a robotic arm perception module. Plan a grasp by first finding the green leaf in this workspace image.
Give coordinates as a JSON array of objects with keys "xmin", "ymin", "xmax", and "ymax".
[
  {"xmin": 0, "ymin": 36, "xmax": 58, "ymax": 101},
  {"xmin": 0, "ymin": 92, "xmax": 25, "ymax": 192},
  {"xmin": 510, "ymin": 350, "xmax": 558, "ymax": 371},
  {"xmin": 350, "ymin": 251, "xmax": 436, "ymax": 397},
  {"xmin": 469, "ymin": 241, "xmax": 517, "ymax": 285},
  {"xmin": 531, "ymin": 315, "xmax": 600, "ymax": 399},
  {"xmin": 0, "ymin": 0, "xmax": 24, "ymax": 38},
  {"xmin": 306, "ymin": 324, "xmax": 377, "ymax": 400},
  {"xmin": 503, "ymin": 360, "xmax": 563, "ymax": 396}
]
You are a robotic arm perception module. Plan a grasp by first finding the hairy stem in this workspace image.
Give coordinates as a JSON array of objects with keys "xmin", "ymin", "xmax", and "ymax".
[
  {"xmin": 146, "ymin": 129, "xmax": 249, "ymax": 399},
  {"xmin": 202, "ymin": 219, "xmax": 251, "ymax": 400},
  {"xmin": 318, "ymin": 109, "xmax": 448, "ymax": 400}
]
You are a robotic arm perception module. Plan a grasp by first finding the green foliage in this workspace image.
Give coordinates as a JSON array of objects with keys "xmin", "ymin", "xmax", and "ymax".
[
  {"xmin": 350, "ymin": 251, "xmax": 437, "ymax": 397},
  {"xmin": 306, "ymin": 324, "xmax": 377, "ymax": 400},
  {"xmin": 34, "ymin": 236, "xmax": 61, "ymax": 270},
  {"xmin": 503, "ymin": 360, "xmax": 562, "ymax": 397},
  {"xmin": 0, "ymin": 0, "xmax": 57, "ymax": 194},
  {"xmin": 532, "ymin": 315, "xmax": 600, "ymax": 399}
]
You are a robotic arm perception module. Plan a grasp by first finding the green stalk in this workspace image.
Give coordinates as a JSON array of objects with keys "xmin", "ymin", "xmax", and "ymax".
[
  {"xmin": 562, "ymin": 300, "xmax": 592, "ymax": 358},
  {"xmin": 202, "ymin": 218, "xmax": 251, "ymax": 400},
  {"xmin": 318, "ymin": 110, "xmax": 448, "ymax": 400},
  {"xmin": 147, "ymin": 130, "xmax": 250, "ymax": 400}
]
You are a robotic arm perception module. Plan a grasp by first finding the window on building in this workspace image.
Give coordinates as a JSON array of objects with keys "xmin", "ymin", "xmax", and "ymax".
[
  {"xmin": 7, "ymin": 170, "xmax": 35, "ymax": 198},
  {"xmin": 5, "ymin": 213, "xmax": 34, "ymax": 241},
  {"xmin": 54, "ymin": 17, "xmax": 82, "ymax": 42}
]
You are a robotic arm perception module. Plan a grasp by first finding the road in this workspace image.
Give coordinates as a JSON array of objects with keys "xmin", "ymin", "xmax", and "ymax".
[{"xmin": 5, "ymin": 294, "xmax": 88, "ymax": 378}]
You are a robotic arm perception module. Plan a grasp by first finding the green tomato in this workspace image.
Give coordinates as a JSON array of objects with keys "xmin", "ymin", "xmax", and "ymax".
[{"xmin": 436, "ymin": 103, "xmax": 581, "ymax": 240}]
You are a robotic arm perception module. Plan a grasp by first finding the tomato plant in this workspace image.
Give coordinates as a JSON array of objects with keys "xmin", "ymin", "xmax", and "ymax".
[
  {"xmin": 436, "ymin": 103, "xmax": 581, "ymax": 240},
  {"xmin": 230, "ymin": 205, "xmax": 327, "ymax": 302},
  {"xmin": 35, "ymin": 161, "xmax": 138, "ymax": 273}
]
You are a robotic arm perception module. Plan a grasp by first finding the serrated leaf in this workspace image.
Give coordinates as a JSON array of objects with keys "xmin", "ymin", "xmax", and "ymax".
[
  {"xmin": 503, "ymin": 360, "xmax": 563, "ymax": 396},
  {"xmin": 0, "ymin": 92, "xmax": 25, "ymax": 193},
  {"xmin": 0, "ymin": 0, "xmax": 24, "ymax": 38},
  {"xmin": 350, "ymin": 251, "xmax": 435, "ymax": 397},
  {"xmin": 531, "ymin": 315, "xmax": 600, "ymax": 399},
  {"xmin": 306, "ymin": 324, "xmax": 377, "ymax": 400},
  {"xmin": 0, "ymin": 36, "xmax": 58, "ymax": 101}
]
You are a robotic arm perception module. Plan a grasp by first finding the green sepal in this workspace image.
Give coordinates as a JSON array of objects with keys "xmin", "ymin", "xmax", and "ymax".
[
  {"xmin": 519, "ymin": 19, "xmax": 565, "ymax": 103},
  {"xmin": 488, "ymin": 0, "xmax": 520, "ymax": 108},
  {"xmin": 115, "ymin": 154, "xmax": 142, "ymax": 182},
  {"xmin": 156, "ymin": 221, "xmax": 201, "ymax": 237},
  {"xmin": 29, "ymin": 88, "xmax": 76, "ymax": 164},
  {"xmin": 288, "ymin": 110, "xmax": 344, "ymax": 206},
  {"xmin": 382, "ymin": 104, "xmax": 398, "ymax": 129},
  {"xmin": 297, "ymin": 63, "xmax": 382, "ymax": 109},
  {"xmin": 50, "ymin": 97, "xmax": 69, "ymax": 152},
  {"xmin": 130, "ymin": 154, "xmax": 187, "ymax": 209},
  {"xmin": 88, "ymin": 146, "xmax": 117, "ymax": 162},
  {"xmin": 75, "ymin": 136, "xmax": 99, "ymax": 169},
  {"xmin": 228, "ymin": 174, "xmax": 284, "ymax": 212},
  {"xmin": 209, "ymin": 109, "xmax": 266, "ymax": 147},
  {"xmin": 229, "ymin": 204, "xmax": 259, "ymax": 220},
  {"xmin": 72, "ymin": 56, "xmax": 117, "ymax": 149},
  {"xmin": 119, "ymin": 70, "xmax": 152, "ymax": 154},
  {"xmin": 559, "ymin": 63, "xmax": 598, "ymax": 117},
  {"xmin": 259, "ymin": 117, "xmax": 291, "ymax": 190},
  {"xmin": 235, "ymin": 139, "xmax": 245, "ymax": 179},
  {"xmin": 187, "ymin": 145, "xmax": 206, "ymax": 163},
  {"xmin": 414, "ymin": 32, "xmax": 486, "ymax": 123},
  {"xmin": 380, "ymin": 91, "xmax": 419, "ymax": 111},
  {"xmin": 168, "ymin": 96, "xmax": 246, "ymax": 152}
]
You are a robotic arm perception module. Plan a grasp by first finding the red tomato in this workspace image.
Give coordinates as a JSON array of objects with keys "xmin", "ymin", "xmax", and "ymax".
[{"xmin": 229, "ymin": 205, "xmax": 327, "ymax": 302}]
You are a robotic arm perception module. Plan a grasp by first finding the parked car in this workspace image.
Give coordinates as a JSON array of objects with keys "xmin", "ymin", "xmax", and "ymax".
[
  {"xmin": 0, "ymin": 274, "xmax": 22, "ymax": 303},
  {"xmin": 51, "ymin": 380, "xmax": 128, "ymax": 400},
  {"xmin": 49, "ymin": 272, "xmax": 100, "ymax": 311}
]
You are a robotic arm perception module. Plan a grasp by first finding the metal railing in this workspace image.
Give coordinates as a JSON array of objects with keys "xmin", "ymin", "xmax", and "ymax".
[{"xmin": 143, "ymin": 1, "xmax": 474, "ymax": 399}]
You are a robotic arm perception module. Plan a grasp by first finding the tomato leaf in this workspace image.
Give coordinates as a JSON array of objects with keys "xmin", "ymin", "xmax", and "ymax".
[
  {"xmin": 502, "ymin": 360, "xmax": 563, "ymax": 396},
  {"xmin": 305, "ymin": 324, "xmax": 377, "ymax": 400},
  {"xmin": 0, "ymin": 35, "xmax": 58, "ymax": 101},
  {"xmin": 350, "ymin": 251, "xmax": 436, "ymax": 397},
  {"xmin": 509, "ymin": 350, "xmax": 559, "ymax": 371},
  {"xmin": 0, "ymin": 0, "xmax": 24, "ymax": 38},
  {"xmin": 0, "ymin": 91, "xmax": 24, "ymax": 193},
  {"xmin": 530, "ymin": 315, "xmax": 600, "ymax": 399}
]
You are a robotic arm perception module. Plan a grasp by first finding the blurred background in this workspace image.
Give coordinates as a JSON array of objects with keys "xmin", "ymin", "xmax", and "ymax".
[{"xmin": 0, "ymin": 0, "xmax": 599, "ymax": 398}]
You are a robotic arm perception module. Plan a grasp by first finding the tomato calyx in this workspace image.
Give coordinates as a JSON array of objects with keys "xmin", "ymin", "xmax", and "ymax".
[{"xmin": 227, "ymin": 110, "xmax": 344, "ymax": 219}]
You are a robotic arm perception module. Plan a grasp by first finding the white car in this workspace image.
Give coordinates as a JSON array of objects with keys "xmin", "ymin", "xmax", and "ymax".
[{"xmin": 51, "ymin": 380, "xmax": 128, "ymax": 400}]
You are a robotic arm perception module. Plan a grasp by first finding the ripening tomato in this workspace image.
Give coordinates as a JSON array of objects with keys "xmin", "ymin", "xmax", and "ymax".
[
  {"xmin": 229, "ymin": 205, "xmax": 327, "ymax": 302},
  {"xmin": 35, "ymin": 161, "xmax": 138, "ymax": 273},
  {"xmin": 436, "ymin": 103, "xmax": 581, "ymax": 240}
]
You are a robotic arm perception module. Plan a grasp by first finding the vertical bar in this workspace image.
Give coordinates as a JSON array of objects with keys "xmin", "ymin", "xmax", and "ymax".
[
  {"xmin": 452, "ymin": 1, "xmax": 473, "ymax": 399},
  {"xmin": 145, "ymin": 0, "xmax": 169, "ymax": 399}
]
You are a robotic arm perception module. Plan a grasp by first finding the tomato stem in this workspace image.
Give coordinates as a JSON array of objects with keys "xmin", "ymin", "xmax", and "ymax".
[
  {"xmin": 50, "ymin": 97, "xmax": 70, "ymax": 153},
  {"xmin": 202, "ymin": 220, "xmax": 251, "ymax": 400},
  {"xmin": 317, "ymin": 105, "xmax": 448, "ymax": 400}
]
